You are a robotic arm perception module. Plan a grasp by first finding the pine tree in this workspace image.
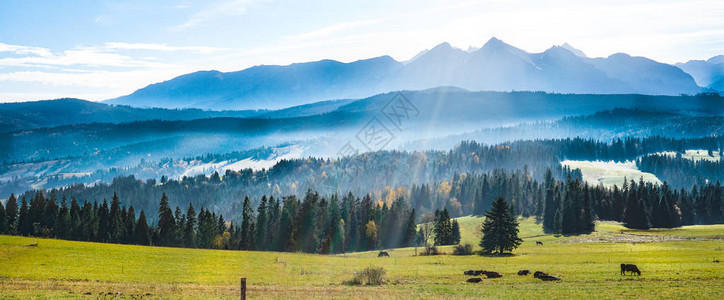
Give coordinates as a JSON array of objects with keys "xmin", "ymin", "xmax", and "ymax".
[
  {"xmin": 402, "ymin": 209, "xmax": 417, "ymax": 247},
  {"xmin": 479, "ymin": 196, "xmax": 522, "ymax": 255},
  {"xmin": 542, "ymin": 169, "xmax": 558, "ymax": 233},
  {"xmin": 18, "ymin": 197, "xmax": 30, "ymax": 236},
  {"xmin": 135, "ymin": 210, "xmax": 151, "ymax": 245},
  {"xmin": 97, "ymin": 199, "xmax": 110, "ymax": 242},
  {"xmin": 279, "ymin": 204, "xmax": 296, "ymax": 251},
  {"xmin": 0, "ymin": 200, "xmax": 6, "ymax": 234},
  {"xmin": 451, "ymin": 219, "xmax": 461, "ymax": 245},
  {"xmin": 56, "ymin": 196, "xmax": 71, "ymax": 239},
  {"xmin": 433, "ymin": 209, "xmax": 452, "ymax": 246},
  {"xmin": 5, "ymin": 194, "xmax": 18, "ymax": 234},
  {"xmin": 240, "ymin": 196, "xmax": 254, "ymax": 250},
  {"xmin": 623, "ymin": 192, "xmax": 650, "ymax": 229},
  {"xmin": 174, "ymin": 206, "xmax": 185, "ymax": 246},
  {"xmin": 255, "ymin": 196, "xmax": 268, "ymax": 250},
  {"xmin": 108, "ymin": 192, "xmax": 123, "ymax": 243},
  {"xmin": 184, "ymin": 202, "xmax": 196, "ymax": 248},
  {"xmin": 157, "ymin": 193, "xmax": 176, "ymax": 246},
  {"xmin": 124, "ymin": 206, "xmax": 136, "ymax": 243}
]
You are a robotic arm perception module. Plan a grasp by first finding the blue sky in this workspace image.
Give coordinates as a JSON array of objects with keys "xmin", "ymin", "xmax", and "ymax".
[{"xmin": 0, "ymin": 0, "xmax": 722, "ymax": 102}]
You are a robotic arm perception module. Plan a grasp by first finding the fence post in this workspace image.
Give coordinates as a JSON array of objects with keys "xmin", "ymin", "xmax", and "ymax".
[{"xmin": 240, "ymin": 277, "xmax": 247, "ymax": 300}]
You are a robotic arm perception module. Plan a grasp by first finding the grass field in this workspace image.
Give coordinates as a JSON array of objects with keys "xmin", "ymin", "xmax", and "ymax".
[
  {"xmin": 560, "ymin": 160, "xmax": 661, "ymax": 188},
  {"xmin": 657, "ymin": 149, "xmax": 721, "ymax": 162},
  {"xmin": 1, "ymin": 218, "xmax": 723, "ymax": 299}
]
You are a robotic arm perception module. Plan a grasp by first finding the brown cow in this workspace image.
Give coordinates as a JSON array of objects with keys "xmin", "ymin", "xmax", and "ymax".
[
  {"xmin": 620, "ymin": 264, "xmax": 641, "ymax": 276},
  {"xmin": 482, "ymin": 271, "xmax": 502, "ymax": 278},
  {"xmin": 466, "ymin": 277, "xmax": 483, "ymax": 283},
  {"xmin": 517, "ymin": 270, "xmax": 530, "ymax": 276}
]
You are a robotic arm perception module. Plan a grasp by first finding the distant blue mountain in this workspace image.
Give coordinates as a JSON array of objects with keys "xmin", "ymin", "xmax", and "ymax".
[
  {"xmin": 676, "ymin": 56, "xmax": 724, "ymax": 92},
  {"xmin": 107, "ymin": 56, "xmax": 402, "ymax": 110},
  {"xmin": 107, "ymin": 38, "xmax": 708, "ymax": 110}
]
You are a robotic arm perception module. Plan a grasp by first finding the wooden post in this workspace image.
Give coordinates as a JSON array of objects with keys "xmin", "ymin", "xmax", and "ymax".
[{"xmin": 240, "ymin": 277, "xmax": 247, "ymax": 300}]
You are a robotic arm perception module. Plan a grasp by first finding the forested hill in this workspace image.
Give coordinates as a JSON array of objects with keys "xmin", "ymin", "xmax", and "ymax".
[
  {"xmin": 14, "ymin": 136, "xmax": 723, "ymax": 224},
  {"xmin": 0, "ymin": 98, "xmax": 265, "ymax": 133},
  {"xmin": 4, "ymin": 91, "xmax": 723, "ymax": 164}
]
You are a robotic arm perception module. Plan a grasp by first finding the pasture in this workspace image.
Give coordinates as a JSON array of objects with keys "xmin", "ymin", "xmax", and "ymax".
[
  {"xmin": 560, "ymin": 160, "xmax": 661, "ymax": 187},
  {"xmin": 1, "ymin": 218, "xmax": 723, "ymax": 299},
  {"xmin": 657, "ymin": 149, "xmax": 721, "ymax": 162}
]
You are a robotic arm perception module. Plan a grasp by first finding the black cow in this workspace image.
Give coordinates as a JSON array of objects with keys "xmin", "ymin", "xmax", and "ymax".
[
  {"xmin": 482, "ymin": 271, "xmax": 502, "ymax": 278},
  {"xmin": 533, "ymin": 271, "xmax": 548, "ymax": 278},
  {"xmin": 538, "ymin": 275, "xmax": 562, "ymax": 281},
  {"xmin": 464, "ymin": 270, "xmax": 484, "ymax": 276},
  {"xmin": 620, "ymin": 264, "xmax": 641, "ymax": 276},
  {"xmin": 466, "ymin": 277, "xmax": 483, "ymax": 283},
  {"xmin": 378, "ymin": 251, "xmax": 390, "ymax": 257},
  {"xmin": 536, "ymin": 241, "xmax": 543, "ymax": 246},
  {"xmin": 517, "ymin": 270, "xmax": 530, "ymax": 276}
]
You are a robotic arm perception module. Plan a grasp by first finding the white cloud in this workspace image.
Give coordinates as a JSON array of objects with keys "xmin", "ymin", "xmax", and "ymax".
[
  {"xmin": 0, "ymin": 48, "xmax": 168, "ymax": 69},
  {"xmin": 0, "ymin": 68, "xmax": 193, "ymax": 101},
  {"xmin": 0, "ymin": 43, "xmax": 52, "ymax": 57},
  {"xmin": 103, "ymin": 42, "xmax": 227, "ymax": 54},
  {"xmin": 170, "ymin": 0, "xmax": 269, "ymax": 31}
]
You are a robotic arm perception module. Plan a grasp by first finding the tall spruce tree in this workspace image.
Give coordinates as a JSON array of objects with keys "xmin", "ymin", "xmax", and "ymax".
[
  {"xmin": 254, "ymin": 196, "xmax": 268, "ymax": 250},
  {"xmin": 184, "ymin": 202, "xmax": 197, "ymax": 248},
  {"xmin": 240, "ymin": 196, "xmax": 254, "ymax": 250},
  {"xmin": 156, "ymin": 193, "xmax": 176, "ymax": 246},
  {"xmin": 542, "ymin": 169, "xmax": 558, "ymax": 233},
  {"xmin": 108, "ymin": 192, "xmax": 123, "ymax": 243},
  {"xmin": 18, "ymin": 197, "xmax": 30, "ymax": 236},
  {"xmin": 402, "ymin": 209, "xmax": 417, "ymax": 247},
  {"xmin": 451, "ymin": 219, "xmax": 461, "ymax": 245},
  {"xmin": 5, "ymin": 194, "xmax": 18, "ymax": 234},
  {"xmin": 0, "ymin": 199, "xmax": 6, "ymax": 234},
  {"xmin": 623, "ymin": 190, "xmax": 650, "ymax": 229},
  {"xmin": 56, "ymin": 196, "xmax": 71, "ymax": 239},
  {"xmin": 433, "ymin": 209, "xmax": 452, "ymax": 246},
  {"xmin": 135, "ymin": 210, "xmax": 151, "ymax": 245},
  {"xmin": 479, "ymin": 196, "xmax": 522, "ymax": 254},
  {"xmin": 124, "ymin": 206, "xmax": 136, "ymax": 243}
]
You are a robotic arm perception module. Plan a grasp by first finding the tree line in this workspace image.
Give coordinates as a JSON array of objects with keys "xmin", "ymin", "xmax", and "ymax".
[
  {"xmin": 637, "ymin": 153, "xmax": 723, "ymax": 188},
  {"xmin": 0, "ymin": 189, "xmax": 417, "ymax": 253}
]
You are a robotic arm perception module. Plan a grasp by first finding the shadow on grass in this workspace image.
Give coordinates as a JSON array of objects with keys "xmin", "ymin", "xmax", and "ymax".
[{"xmin": 477, "ymin": 252, "xmax": 516, "ymax": 257}]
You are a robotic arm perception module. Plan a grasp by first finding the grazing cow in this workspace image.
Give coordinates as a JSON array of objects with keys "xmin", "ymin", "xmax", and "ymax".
[
  {"xmin": 464, "ymin": 270, "xmax": 477, "ymax": 276},
  {"xmin": 517, "ymin": 270, "xmax": 530, "ymax": 276},
  {"xmin": 466, "ymin": 277, "xmax": 483, "ymax": 283},
  {"xmin": 482, "ymin": 271, "xmax": 503, "ymax": 278},
  {"xmin": 533, "ymin": 271, "xmax": 548, "ymax": 278},
  {"xmin": 620, "ymin": 264, "xmax": 641, "ymax": 276},
  {"xmin": 538, "ymin": 275, "xmax": 562, "ymax": 281},
  {"xmin": 378, "ymin": 251, "xmax": 390, "ymax": 257},
  {"xmin": 536, "ymin": 241, "xmax": 543, "ymax": 246}
]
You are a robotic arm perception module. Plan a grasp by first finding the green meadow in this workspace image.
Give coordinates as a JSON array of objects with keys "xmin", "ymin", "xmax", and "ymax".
[{"xmin": 1, "ymin": 217, "xmax": 723, "ymax": 299}]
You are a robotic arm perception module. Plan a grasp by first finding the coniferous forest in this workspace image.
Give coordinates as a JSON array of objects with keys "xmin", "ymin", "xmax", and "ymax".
[{"xmin": 1, "ymin": 164, "xmax": 721, "ymax": 253}]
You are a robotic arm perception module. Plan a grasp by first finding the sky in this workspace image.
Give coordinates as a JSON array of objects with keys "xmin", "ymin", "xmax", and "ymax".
[{"xmin": 0, "ymin": 0, "xmax": 722, "ymax": 102}]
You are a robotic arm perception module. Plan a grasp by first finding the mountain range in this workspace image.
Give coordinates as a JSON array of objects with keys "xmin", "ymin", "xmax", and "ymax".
[
  {"xmin": 106, "ymin": 37, "xmax": 718, "ymax": 110},
  {"xmin": 676, "ymin": 55, "xmax": 724, "ymax": 91}
]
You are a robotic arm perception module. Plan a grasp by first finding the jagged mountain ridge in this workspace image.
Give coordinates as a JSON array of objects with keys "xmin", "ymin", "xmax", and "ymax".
[{"xmin": 107, "ymin": 37, "xmax": 708, "ymax": 110}]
